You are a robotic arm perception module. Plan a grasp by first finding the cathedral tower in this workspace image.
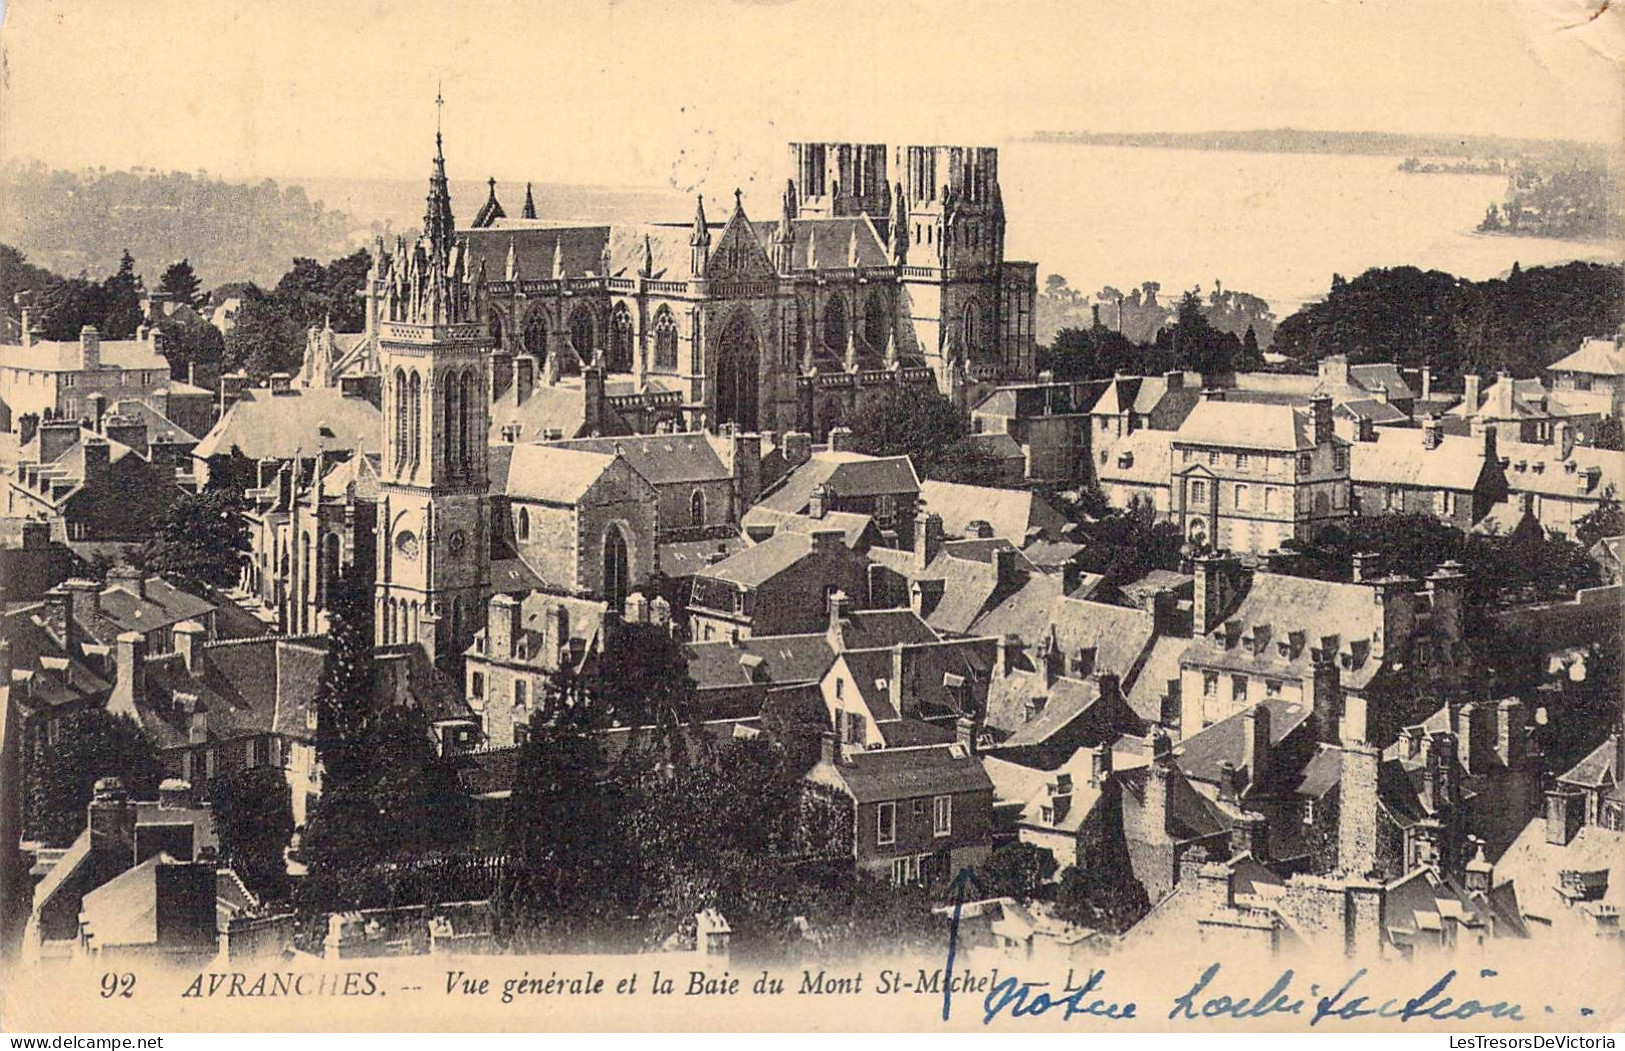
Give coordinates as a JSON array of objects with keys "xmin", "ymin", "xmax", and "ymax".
[{"xmin": 375, "ymin": 131, "xmax": 494, "ymax": 667}]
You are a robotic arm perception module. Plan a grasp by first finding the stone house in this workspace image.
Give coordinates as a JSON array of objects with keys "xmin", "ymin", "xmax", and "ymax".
[
  {"xmin": 802, "ymin": 728, "xmax": 994, "ymax": 885},
  {"xmin": 1350, "ymin": 417, "xmax": 1507, "ymax": 529},
  {"xmin": 689, "ymin": 527, "xmax": 870, "ymax": 640}
]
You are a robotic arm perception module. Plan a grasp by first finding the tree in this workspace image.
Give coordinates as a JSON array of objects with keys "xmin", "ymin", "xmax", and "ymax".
[
  {"xmin": 155, "ymin": 313, "xmax": 226, "ymax": 382},
  {"xmin": 140, "ymin": 487, "xmax": 249, "ymax": 590},
  {"xmin": 1161, "ymin": 290, "xmax": 1242, "ymax": 379},
  {"xmin": 24, "ymin": 710, "xmax": 164, "ymax": 846},
  {"xmin": 99, "ymin": 250, "xmax": 144, "ymax": 339},
  {"xmin": 208, "ymin": 766, "xmax": 294, "ymax": 901},
  {"xmin": 976, "ymin": 842, "xmax": 1058, "ymax": 900},
  {"xmin": 1575, "ymin": 486, "xmax": 1624, "ymax": 549},
  {"xmin": 157, "ymin": 258, "xmax": 206, "ymax": 310},
  {"xmin": 581, "ymin": 621, "xmax": 701, "ymax": 755},
  {"xmin": 222, "ymin": 289, "xmax": 302, "ymax": 377},
  {"xmin": 848, "ymin": 385, "xmax": 981, "ymax": 483},
  {"xmin": 1591, "ymin": 414, "xmax": 1624, "ymax": 452},
  {"xmin": 312, "ymin": 569, "xmax": 376, "ymax": 788}
]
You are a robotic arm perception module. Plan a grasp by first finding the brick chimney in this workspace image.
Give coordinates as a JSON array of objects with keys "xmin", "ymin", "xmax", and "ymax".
[
  {"xmin": 112, "ymin": 631, "xmax": 147, "ymax": 710},
  {"xmin": 1310, "ymin": 393, "xmax": 1334, "ymax": 446},
  {"xmin": 624, "ymin": 590, "xmax": 649, "ymax": 624},
  {"xmin": 1192, "ymin": 553, "xmax": 1240, "ymax": 635},
  {"xmin": 487, "ymin": 595, "xmax": 520, "ymax": 660},
  {"xmin": 582, "ymin": 364, "xmax": 605, "ymax": 436},
  {"xmin": 269, "ymin": 372, "xmax": 292, "ymax": 394},
  {"xmin": 1544, "ymin": 787, "xmax": 1582, "ymax": 846},
  {"xmin": 914, "ymin": 511, "xmax": 943, "ymax": 569},
  {"xmin": 87, "ymin": 777, "xmax": 137, "ymax": 867},
  {"xmin": 80, "ymin": 326, "xmax": 102, "ymax": 370},
  {"xmin": 889, "ymin": 643, "xmax": 910, "ymax": 717},
  {"xmin": 828, "ymin": 426, "xmax": 854, "ymax": 453},
  {"xmin": 956, "ymin": 715, "xmax": 976, "ymax": 754},
  {"xmin": 1338, "ymin": 694, "xmax": 1379, "ymax": 878},
  {"xmin": 1556, "ymin": 420, "xmax": 1575, "ymax": 461},
  {"xmin": 1241, "ymin": 704, "xmax": 1271, "ymax": 790},
  {"xmin": 783, "ymin": 431, "xmax": 812, "ymax": 469},
  {"xmin": 1422, "ymin": 415, "xmax": 1444, "ymax": 451},
  {"xmin": 1231, "ymin": 810, "xmax": 1269, "ymax": 861},
  {"xmin": 174, "ymin": 620, "xmax": 206, "ymax": 673},
  {"xmin": 1464, "ymin": 374, "xmax": 1482, "ymax": 413},
  {"xmin": 1090, "ymin": 742, "xmax": 1112, "ymax": 787},
  {"xmin": 826, "ymin": 589, "xmax": 852, "ymax": 650},
  {"xmin": 993, "ymin": 546, "xmax": 1019, "ymax": 589},
  {"xmin": 808, "ymin": 483, "xmax": 833, "ymax": 519},
  {"xmin": 81, "ymin": 436, "xmax": 111, "ymax": 486}
]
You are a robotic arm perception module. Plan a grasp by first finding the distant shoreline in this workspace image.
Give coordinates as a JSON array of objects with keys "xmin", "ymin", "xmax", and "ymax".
[{"xmin": 1025, "ymin": 129, "xmax": 1611, "ymax": 167}]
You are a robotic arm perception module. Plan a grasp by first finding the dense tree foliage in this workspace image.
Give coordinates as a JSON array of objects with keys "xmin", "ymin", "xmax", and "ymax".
[
  {"xmin": 138, "ymin": 487, "xmax": 250, "ymax": 591},
  {"xmin": 208, "ymin": 767, "xmax": 295, "ymax": 902},
  {"xmin": 312, "ymin": 569, "xmax": 377, "ymax": 786},
  {"xmin": 847, "ymin": 384, "xmax": 1006, "ymax": 485},
  {"xmin": 1, "ymin": 243, "xmax": 150, "ymax": 341},
  {"xmin": 24, "ymin": 710, "xmax": 164, "ymax": 846},
  {"xmin": 1271, "ymin": 262, "xmax": 1623, "ymax": 379},
  {"xmin": 157, "ymin": 259, "xmax": 206, "ymax": 311},
  {"xmin": 1037, "ymin": 275, "xmax": 1276, "ymax": 350},
  {"xmin": 220, "ymin": 250, "xmax": 372, "ymax": 379},
  {"xmin": 975, "ymin": 842, "xmax": 1059, "ymax": 900}
]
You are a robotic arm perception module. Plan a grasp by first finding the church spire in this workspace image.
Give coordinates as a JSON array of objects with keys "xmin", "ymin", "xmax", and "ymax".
[
  {"xmin": 690, "ymin": 194, "xmax": 711, "ymax": 277},
  {"xmin": 521, "ymin": 182, "xmax": 537, "ymax": 220},
  {"xmin": 472, "ymin": 176, "xmax": 505, "ymax": 228},
  {"xmin": 890, "ymin": 181, "xmax": 909, "ymax": 265},
  {"xmin": 423, "ymin": 91, "xmax": 456, "ymax": 263}
]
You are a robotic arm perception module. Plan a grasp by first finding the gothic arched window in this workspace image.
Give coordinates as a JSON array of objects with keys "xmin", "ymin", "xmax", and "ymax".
[
  {"xmin": 960, "ymin": 298, "xmax": 987, "ymax": 354},
  {"xmin": 517, "ymin": 506, "xmax": 530, "ymax": 542},
  {"xmin": 609, "ymin": 303, "xmax": 634, "ymax": 373},
  {"xmin": 569, "ymin": 306, "xmax": 595, "ymax": 367},
  {"xmin": 523, "ymin": 311, "xmax": 549, "ymax": 368},
  {"xmin": 488, "ymin": 312, "xmax": 504, "ymax": 349},
  {"xmin": 864, "ymin": 291, "xmax": 889, "ymax": 352},
  {"xmin": 602, "ymin": 525, "xmax": 631, "ymax": 613},
  {"xmin": 690, "ymin": 489, "xmax": 706, "ymax": 527},
  {"xmin": 408, "ymin": 371, "xmax": 423, "ymax": 468},
  {"xmin": 653, "ymin": 308, "xmax": 678, "ymax": 371},
  {"xmin": 460, "ymin": 370, "xmax": 477, "ymax": 469},
  {"xmin": 823, "ymin": 293, "xmax": 848, "ymax": 351},
  {"xmin": 392, "ymin": 368, "xmax": 408, "ymax": 471},
  {"xmin": 443, "ymin": 372, "xmax": 460, "ymax": 470}
]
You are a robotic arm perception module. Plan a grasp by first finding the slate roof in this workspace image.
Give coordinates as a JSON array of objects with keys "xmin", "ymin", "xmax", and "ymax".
[
  {"xmin": 1494, "ymin": 820, "xmax": 1624, "ymax": 927},
  {"xmin": 107, "ymin": 399, "xmax": 201, "ymax": 444},
  {"xmin": 1174, "ymin": 696, "xmax": 1313, "ymax": 787},
  {"xmin": 1174, "ymin": 400, "xmax": 1317, "ymax": 452},
  {"xmin": 2, "ymin": 604, "xmax": 112, "ymax": 712},
  {"xmin": 658, "ymin": 534, "xmax": 750, "ymax": 580},
  {"xmin": 1497, "ymin": 439, "xmax": 1624, "ymax": 499},
  {"xmin": 1015, "ymin": 749, "xmax": 1109, "ymax": 833},
  {"xmin": 505, "ymin": 445, "xmax": 617, "ymax": 504},
  {"xmin": 806, "ymin": 742, "xmax": 993, "ymax": 804},
  {"xmin": 1336, "ymin": 399, "xmax": 1410, "ymax": 425},
  {"xmin": 687, "ymin": 608, "xmax": 945, "ymax": 693},
  {"xmin": 832, "ymin": 638, "xmax": 997, "ymax": 725},
  {"xmin": 488, "ymin": 379, "xmax": 632, "ymax": 445},
  {"xmin": 1123, "ymin": 635, "xmax": 1188, "ymax": 724},
  {"xmin": 1558, "ymin": 734, "xmax": 1619, "ymax": 790},
  {"xmin": 740, "ymin": 507, "xmax": 879, "ymax": 550},
  {"xmin": 698, "ymin": 530, "xmax": 821, "ymax": 588},
  {"xmin": 461, "ymin": 224, "xmax": 611, "ymax": 280},
  {"xmin": 988, "ymin": 674, "xmax": 1111, "ymax": 747},
  {"xmin": 1119, "ymin": 762, "xmax": 1230, "ymax": 842},
  {"xmin": 316, "ymin": 452, "xmax": 381, "ymax": 501},
  {"xmin": 1, "ymin": 338, "xmax": 167, "ymax": 373},
  {"xmin": 78, "ymin": 575, "xmax": 216, "ymax": 644},
  {"xmin": 548, "ymin": 432, "xmax": 729, "ymax": 486},
  {"xmin": 1180, "ymin": 572, "xmax": 1385, "ymax": 689},
  {"xmin": 754, "ymin": 451, "xmax": 920, "ymax": 514},
  {"xmin": 1382, "ymin": 866, "xmax": 1527, "ymax": 946},
  {"xmin": 79, "ymin": 853, "xmax": 171, "ymax": 949},
  {"xmin": 1351, "ymin": 427, "xmax": 1492, "ymax": 491},
  {"xmin": 1548, "ymin": 336, "xmax": 1625, "ymax": 377},
  {"xmin": 194, "ymin": 388, "xmax": 381, "ymax": 461},
  {"xmin": 869, "ymin": 540, "xmax": 1045, "ymax": 636},
  {"xmin": 1099, "ymin": 429, "xmax": 1173, "ymax": 487},
  {"xmin": 749, "ymin": 216, "xmax": 892, "ymax": 271},
  {"xmin": 917, "ymin": 480, "xmax": 1069, "ymax": 543}
]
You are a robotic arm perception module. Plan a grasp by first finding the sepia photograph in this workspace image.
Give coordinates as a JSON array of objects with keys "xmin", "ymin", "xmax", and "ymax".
[{"xmin": 0, "ymin": 0, "xmax": 1621, "ymax": 1036}]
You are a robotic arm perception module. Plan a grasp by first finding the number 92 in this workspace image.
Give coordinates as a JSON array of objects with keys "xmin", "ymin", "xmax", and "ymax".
[{"xmin": 99, "ymin": 973, "xmax": 136, "ymax": 999}]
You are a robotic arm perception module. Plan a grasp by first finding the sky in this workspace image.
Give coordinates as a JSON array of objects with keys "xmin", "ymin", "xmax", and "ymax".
[{"xmin": 1, "ymin": 0, "xmax": 1621, "ymax": 189}]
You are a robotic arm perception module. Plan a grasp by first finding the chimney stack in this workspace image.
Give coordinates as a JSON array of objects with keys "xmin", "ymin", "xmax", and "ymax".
[
  {"xmin": 174, "ymin": 620, "xmax": 205, "ymax": 674},
  {"xmin": 1310, "ymin": 392, "xmax": 1334, "ymax": 446},
  {"xmin": 1544, "ymin": 788, "xmax": 1583, "ymax": 846},
  {"xmin": 914, "ymin": 511, "xmax": 943, "ymax": 569},
  {"xmin": 87, "ymin": 777, "xmax": 137, "ymax": 866},
  {"xmin": 80, "ymin": 326, "xmax": 102, "ymax": 370},
  {"xmin": 1241, "ymin": 704, "xmax": 1271, "ymax": 791},
  {"xmin": 114, "ymin": 631, "xmax": 147, "ymax": 708},
  {"xmin": 487, "ymin": 594, "xmax": 520, "ymax": 660},
  {"xmin": 827, "ymin": 426, "xmax": 854, "ymax": 453},
  {"xmin": 1423, "ymin": 415, "xmax": 1443, "ymax": 451},
  {"xmin": 956, "ymin": 715, "xmax": 976, "ymax": 754}
]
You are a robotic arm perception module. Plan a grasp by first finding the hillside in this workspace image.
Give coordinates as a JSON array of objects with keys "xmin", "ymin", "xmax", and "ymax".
[{"xmin": 0, "ymin": 163, "xmax": 366, "ymax": 290}]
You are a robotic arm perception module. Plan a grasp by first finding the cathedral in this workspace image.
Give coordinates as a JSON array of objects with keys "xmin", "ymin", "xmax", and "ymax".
[{"xmin": 313, "ymin": 130, "xmax": 1038, "ymax": 664}]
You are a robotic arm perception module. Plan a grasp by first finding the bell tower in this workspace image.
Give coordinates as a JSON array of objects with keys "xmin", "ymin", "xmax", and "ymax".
[{"xmin": 375, "ymin": 122, "xmax": 494, "ymax": 668}]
